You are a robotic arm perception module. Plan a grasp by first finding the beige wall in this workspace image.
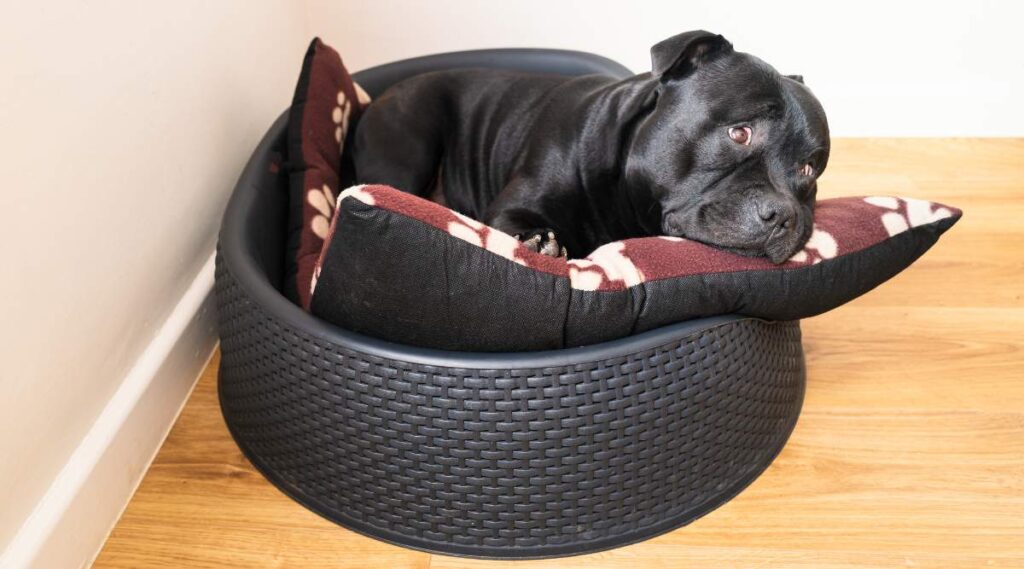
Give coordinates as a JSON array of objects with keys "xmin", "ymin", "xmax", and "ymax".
[
  {"xmin": 0, "ymin": 1, "xmax": 306, "ymax": 550},
  {"xmin": 307, "ymin": 0, "xmax": 1023, "ymax": 137}
]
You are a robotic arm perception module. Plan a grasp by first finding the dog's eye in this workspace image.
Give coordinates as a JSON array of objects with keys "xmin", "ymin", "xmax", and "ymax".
[
  {"xmin": 728, "ymin": 126, "xmax": 752, "ymax": 145},
  {"xmin": 800, "ymin": 163, "xmax": 815, "ymax": 177}
]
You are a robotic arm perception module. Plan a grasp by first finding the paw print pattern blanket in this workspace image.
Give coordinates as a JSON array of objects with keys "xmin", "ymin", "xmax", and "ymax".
[{"xmin": 308, "ymin": 185, "xmax": 959, "ymax": 351}]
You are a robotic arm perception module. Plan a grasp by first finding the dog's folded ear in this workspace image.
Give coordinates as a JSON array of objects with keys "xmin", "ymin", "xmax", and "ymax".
[
  {"xmin": 651, "ymin": 30, "xmax": 733, "ymax": 81},
  {"xmin": 786, "ymin": 74, "xmax": 805, "ymax": 84}
]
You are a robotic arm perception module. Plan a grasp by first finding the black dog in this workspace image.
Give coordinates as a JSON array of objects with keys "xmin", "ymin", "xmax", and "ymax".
[{"xmin": 353, "ymin": 30, "xmax": 830, "ymax": 262}]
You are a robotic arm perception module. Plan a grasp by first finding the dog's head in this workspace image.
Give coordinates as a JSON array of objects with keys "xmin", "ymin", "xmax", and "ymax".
[{"xmin": 627, "ymin": 30, "xmax": 830, "ymax": 263}]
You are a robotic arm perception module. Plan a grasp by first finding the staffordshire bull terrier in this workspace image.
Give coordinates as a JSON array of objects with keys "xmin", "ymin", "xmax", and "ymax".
[{"xmin": 353, "ymin": 30, "xmax": 830, "ymax": 262}]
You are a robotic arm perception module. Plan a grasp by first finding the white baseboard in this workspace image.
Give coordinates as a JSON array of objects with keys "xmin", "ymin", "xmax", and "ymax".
[{"xmin": 0, "ymin": 252, "xmax": 219, "ymax": 569}]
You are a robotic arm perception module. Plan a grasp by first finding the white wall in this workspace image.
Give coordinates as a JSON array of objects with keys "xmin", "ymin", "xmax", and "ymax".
[
  {"xmin": 0, "ymin": 1, "xmax": 307, "ymax": 564},
  {"xmin": 308, "ymin": 0, "xmax": 1024, "ymax": 136}
]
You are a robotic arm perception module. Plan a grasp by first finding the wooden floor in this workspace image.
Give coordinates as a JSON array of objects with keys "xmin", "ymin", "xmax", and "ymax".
[{"xmin": 96, "ymin": 139, "xmax": 1024, "ymax": 568}]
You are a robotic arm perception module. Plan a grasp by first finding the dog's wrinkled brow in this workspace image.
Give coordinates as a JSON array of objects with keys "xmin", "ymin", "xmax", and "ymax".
[{"xmin": 715, "ymin": 100, "xmax": 783, "ymax": 126}]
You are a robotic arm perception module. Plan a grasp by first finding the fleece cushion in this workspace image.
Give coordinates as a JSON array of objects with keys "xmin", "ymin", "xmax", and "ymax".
[
  {"xmin": 284, "ymin": 38, "xmax": 370, "ymax": 308},
  {"xmin": 309, "ymin": 185, "xmax": 961, "ymax": 352}
]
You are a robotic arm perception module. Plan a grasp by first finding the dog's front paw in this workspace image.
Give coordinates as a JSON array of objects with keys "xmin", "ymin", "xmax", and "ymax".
[{"xmin": 516, "ymin": 229, "xmax": 567, "ymax": 258}]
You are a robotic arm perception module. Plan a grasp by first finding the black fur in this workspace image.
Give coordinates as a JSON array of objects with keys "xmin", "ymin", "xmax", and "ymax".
[{"xmin": 353, "ymin": 30, "xmax": 830, "ymax": 262}]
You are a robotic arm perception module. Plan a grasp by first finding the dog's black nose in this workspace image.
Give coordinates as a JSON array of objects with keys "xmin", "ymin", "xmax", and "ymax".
[{"xmin": 757, "ymin": 199, "xmax": 794, "ymax": 231}]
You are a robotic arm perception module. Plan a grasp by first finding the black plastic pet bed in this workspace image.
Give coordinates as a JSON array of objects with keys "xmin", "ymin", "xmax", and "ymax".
[{"xmin": 216, "ymin": 48, "xmax": 957, "ymax": 559}]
